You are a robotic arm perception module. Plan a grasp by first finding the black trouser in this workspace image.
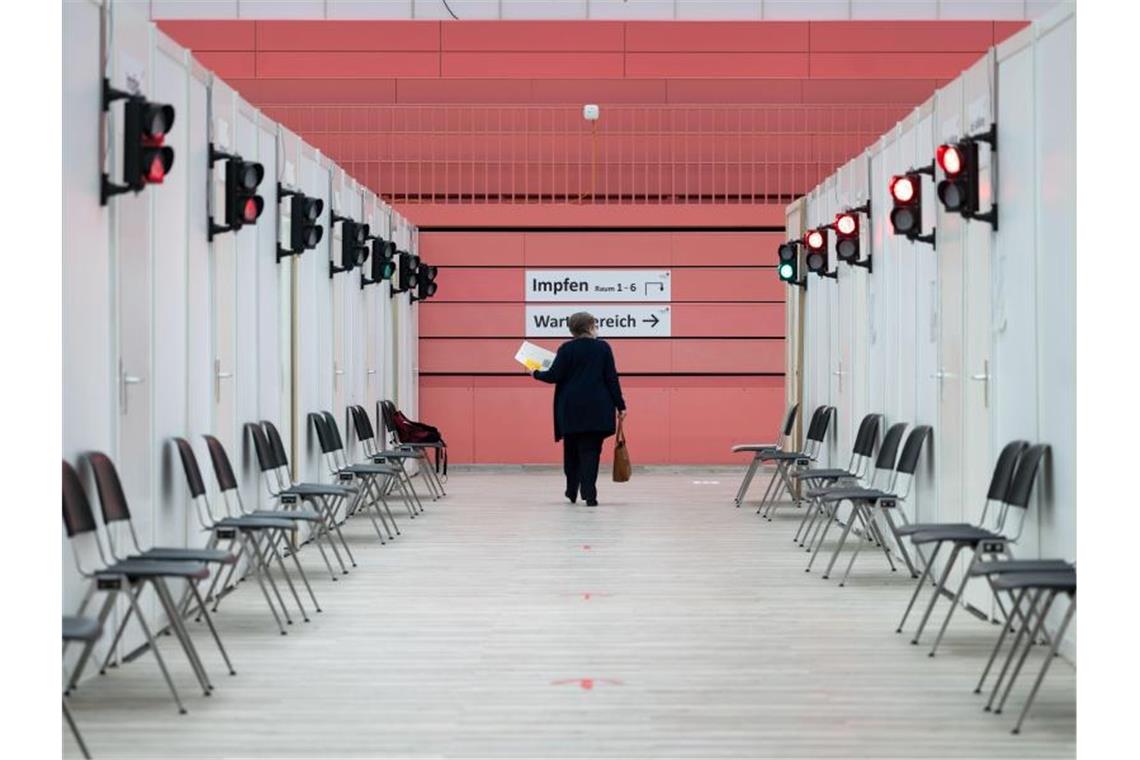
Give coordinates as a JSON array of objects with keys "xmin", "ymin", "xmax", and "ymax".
[{"xmin": 563, "ymin": 432, "xmax": 605, "ymax": 502}]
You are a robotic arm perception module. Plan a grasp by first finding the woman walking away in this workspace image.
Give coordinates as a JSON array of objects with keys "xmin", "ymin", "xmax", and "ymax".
[{"xmin": 530, "ymin": 312, "xmax": 627, "ymax": 507}]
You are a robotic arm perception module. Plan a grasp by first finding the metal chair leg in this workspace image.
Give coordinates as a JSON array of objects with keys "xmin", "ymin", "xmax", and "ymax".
[
  {"xmin": 986, "ymin": 589, "xmax": 1046, "ymax": 712},
  {"xmin": 975, "ymin": 587, "xmax": 1030, "ymax": 694},
  {"xmin": 63, "ymin": 700, "xmax": 92, "ymax": 759},
  {"xmin": 898, "ymin": 542, "xmax": 943, "ymax": 633},
  {"xmin": 995, "ymin": 590, "xmax": 1059, "ymax": 715},
  {"xmin": 1011, "ymin": 596, "xmax": 1075, "ymax": 734},
  {"xmin": 911, "ymin": 544, "xmax": 963, "ymax": 645},
  {"xmin": 928, "ymin": 551, "xmax": 978, "ymax": 657}
]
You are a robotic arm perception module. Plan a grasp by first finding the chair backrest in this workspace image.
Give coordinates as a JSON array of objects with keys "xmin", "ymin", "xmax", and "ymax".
[
  {"xmin": 852, "ymin": 413, "xmax": 883, "ymax": 457},
  {"xmin": 874, "ymin": 422, "xmax": 908, "ymax": 470},
  {"xmin": 174, "ymin": 437, "xmax": 207, "ymax": 498},
  {"xmin": 804, "ymin": 405, "xmax": 830, "ymax": 443},
  {"xmin": 62, "ymin": 460, "xmax": 98, "ymax": 538},
  {"xmin": 379, "ymin": 400, "xmax": 396, "ymax": 432},
  {"xmin": 244, "ymin": 422, "xmax": 278, "ymax": 473},
  {"xmin": 987, "ymin": 440, "xmax": 1029, "ymax": 501},
  {"xmin": 322, "ymin": 411, "xmax": 347, "ymax": 451},
  {"xmin": 1005, "ymin": 443, "xmax": 1049, "ymax": 509},
  {"xmin": 350, "ymin": 405, "xmax": 375, "ymax": 443},
  {"xmin": 780, "ymin": 403, "xmax": 800, "ymax": 437},
  {"xmin": 87, "ymin": 453, "xmax": 132, "ymax": 524},
  {"xmin": 308, "ymin": 412, "xmax": 337, "ymax": 454},
  {"xmin": 262, "ymin": 421, "xmax": 291, "ymax": 469},
  {"xmin": 205, "ymin": 434, "xmax": 240, "ymax": 490},
  {"xmin": 896, "ymin": 425, "xmax": 932, "ymax": 475}
]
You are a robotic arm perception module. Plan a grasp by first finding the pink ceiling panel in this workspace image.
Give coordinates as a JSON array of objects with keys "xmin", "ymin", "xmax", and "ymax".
[
  {"xmin": 626, "ymin": 21, "xmax": 809, "ymax": 52},
  {"xmin": 441, "ymin": 52, "xmax": 626, "ymax": 78},
  {"xmin": 430, "ymin": 268, "xmax": 524, "ymax": 302},
  {"xmin": 529, "ymin": 79, "xmax": 670, "ymax": 104},
  {"xmin": 808, "ymin": 21, "xmax": 994, "ymax": 52},
  {"xmin": 524, "ymin": 232, "xmax": 673, "ymax": 267},
  {"xmin": 801, "ymin": 77, "xmax": 938, "ymax": 104},
  {"xmin": 158, "ymin": 20, "xmax": 255, "ymax": 50},
  {"xmin": 419, "ymin": 232, "xmax": 526, "ymax": 266},
  {"xmin": 442, "ymin": 21, "xmax": 625, "ymax": 52},
  {"xmin": 192, "ymin": 51, "xmax": 256, "ymax": 79},
  {"xmin": 257, "ymin": 51, "xmax": 440, "ymax": 78},
  {"xmin": 627, "ymin": 52, "xmax": 810, "ymax": 78},
  {"xmin": 809, "ymin": 51, "xmax": 985, "ymax": 79},
  {"xmin": 666, "ymin": 78, "xmax": 803, "ymax": 104},
  {"xmin": 671, "ymin": 268, "xmax": 785, "ymax": 302},
  {"xmin": 224, "ymin": 78, "xmax": 398, "ymax": 104},
  {"xmin": 255, "ymin": 20, "xmax": 440, "ymax": 51},
  {"xmin": 993, "ymin": 20, "xmax": 1031, "ymax": 44},
  {"xmin": 396, "ymin": 79, "xmax": 534, "ymax": 103}
]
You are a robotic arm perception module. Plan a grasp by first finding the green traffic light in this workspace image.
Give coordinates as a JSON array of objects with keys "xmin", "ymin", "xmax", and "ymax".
[{"xmin": 779, "ymin": 262, "xmax": 795, "ymax": 281}]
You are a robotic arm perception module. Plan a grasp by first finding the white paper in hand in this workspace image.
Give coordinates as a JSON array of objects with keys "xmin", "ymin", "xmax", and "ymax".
[{"xmin": 515, "ymin": 341, "xmax": 557, "ymax": 372}]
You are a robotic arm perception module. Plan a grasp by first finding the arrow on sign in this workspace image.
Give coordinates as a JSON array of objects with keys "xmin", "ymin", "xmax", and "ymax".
[{"xmin": 642, "ymin": 314, "xmax": 660, "ymax": 328}]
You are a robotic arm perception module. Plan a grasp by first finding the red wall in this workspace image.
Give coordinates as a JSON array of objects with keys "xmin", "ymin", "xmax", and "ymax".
[{"xmin": 416, "ymin": 217, "xmax": 785, "ymax": 465}]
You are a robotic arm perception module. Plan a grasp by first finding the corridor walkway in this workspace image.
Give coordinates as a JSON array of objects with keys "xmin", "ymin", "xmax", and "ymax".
[{"xmin": 65, "ymin": 469, "xmax": 1076, "ymax": 758}]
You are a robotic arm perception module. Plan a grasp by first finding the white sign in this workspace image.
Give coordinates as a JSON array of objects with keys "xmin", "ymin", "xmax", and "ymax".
[
  {"xmin": 525, "ymin": 305, "xmax": 671, "ymax": 338},
  {"xmin": 525, "ymin": 269, "xmax": 671, "ymax": 302}
]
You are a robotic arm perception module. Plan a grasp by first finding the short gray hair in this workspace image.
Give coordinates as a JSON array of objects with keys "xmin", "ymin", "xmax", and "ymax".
[{"xmin": 568, "ymin": 311, "xmax": 597, "ymax": 337}]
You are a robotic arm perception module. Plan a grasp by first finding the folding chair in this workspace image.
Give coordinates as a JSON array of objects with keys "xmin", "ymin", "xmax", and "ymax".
[
  {"xmin": 752, "ymin": 405, "xmax": 835, "ymax": 518},
  {"xmin": 175, "ymin": 437, "xmax": 318, "ymax": 634},
  {"xmin": 379, "ymin": 400, "xmax": 447, "ymax": 499},
  {"xmin": 308, "ymin": 411, "xmax": 402, "ymax": 542},
  {"xmin": 248, "ymin": 421, "xmax": 359, "ymax": 577},
  {"xmin": 350, "ymin": 404, "xmax": 427, "ymax": 515},
  {"xmin": 63, "ymin": 615, "xmax": 101, "ymax": 759},
  {"xmin": 982, "ymin": 569, "xmax": 1076, "ymax": 734},
  {"xmin": 824, "ymin": 425, "xmax": 930, "ymax": 585},
  {"xmin": 894, "ymin": 440, "xmax": 1028, "ymax": 636},
  {"xmin": 902, "ymin": 444, "xmax": 1049, "ymax": 656},
  {"xmin": 86, "ymin": 453, "xmax": 236, "ymax": 679},
  {"xmin": 788, "ymin": 413, "xmax": 882, "ymax": 542},
  {"xmin": 801, "ymin": 421, "xmax": 907, "ymax": 564},
  {"xmin": 63, "ymin": 461, "xmax": 212, "ymax": 714},
  {"xmin": 730, "ymin": 402, "xmax": 799, "ymax": 507},
  {"xmin": 202, "ymin": 433, "xmax": 337, "ymax": 588}
]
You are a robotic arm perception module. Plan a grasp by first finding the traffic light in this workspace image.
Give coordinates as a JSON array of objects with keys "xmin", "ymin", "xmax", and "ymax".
[
  {"xmin": 889, "ymin": 164, "xmax": 936, "ymax": 247},
  {"xmin": 935, "ymin": 124, "xmax": 997, "ymax": 229},
  {"xmin": 101, "ymin": 79, "xmax": 176, "ymax": 204},
  {"xmin": 804, "ymin": 228, "xmax": 836, "ymax": 279},
  {"xmin": 411, "ymin": 264, "xmax": 439, "ymax": 302},
  {"xmin": 392, "ymin": 251, "xmax": 420, "ymax": 295},
  {"xmin": 277, "ymin": 188, "xmax": 325, "ymax": 261},
  {"xmin": 362, "ymin": 238, "xmax": 397, "ymax": 288},
  {"xmin": 208, "ymin": 145, "xmax": 264, "ymax": 240},
  {"xmin": 330, "ymin": 213, "xmax": 369, "ymax": 278},
  {"xmin": 776, "ymin": 241, "xmax": 805, "ymax": 288},
  {"xmin": 834, "ymin": 202, "xmax": 871, "ymax": 271}
]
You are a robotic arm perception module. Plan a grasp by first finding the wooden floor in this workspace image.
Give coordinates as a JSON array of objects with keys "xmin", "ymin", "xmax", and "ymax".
[{"xmin": 65, "ymin": 468, "xmax": 1075, "ymax": 758}]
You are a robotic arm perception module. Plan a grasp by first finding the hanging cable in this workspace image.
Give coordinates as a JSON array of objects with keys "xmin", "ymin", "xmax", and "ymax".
[{"xmin": 441, "ymin": 0, "xmax": 460, "ymax": 20}]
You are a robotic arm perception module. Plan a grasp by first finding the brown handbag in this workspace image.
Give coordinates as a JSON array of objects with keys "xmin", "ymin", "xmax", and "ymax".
[{"xmin": 612, "ymin": 420, "xmax": 631, "ymax": 483}]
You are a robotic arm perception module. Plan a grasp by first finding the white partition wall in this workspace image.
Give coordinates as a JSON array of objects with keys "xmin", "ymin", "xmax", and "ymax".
[
  {"xmin": 62, "ymin": 0, "xmax": 419, "ymax": 673},
  {"xmin": 792, "ymin": 5, "xmax": 1076, "ymax": 651}
]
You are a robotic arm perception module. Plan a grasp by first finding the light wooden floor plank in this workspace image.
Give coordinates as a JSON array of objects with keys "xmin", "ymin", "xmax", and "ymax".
[{"xmin": 64, "ymin": 469, "xmax": 1075, "ymax": 758}]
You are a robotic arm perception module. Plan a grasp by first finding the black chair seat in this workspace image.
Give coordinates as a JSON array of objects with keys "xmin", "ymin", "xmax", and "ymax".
[
  {"xmin": 757, "ymin": 450, "xmax": 808, "ymax": 462},
  {"xmin": 63, "ymin": 616, "xmax": 102, "ymax": 643},
  {"xmin": 814, "ymin": 487, "xmax": 893, "ymax": 503},
  {"xmin": 98, "ymin": 559, "xmax": 210, "ymax": 581},
  {"xmin": 371, "ymin": 450, "xmax": 420, "ymax": 460},
  {"xmin": 281, "ymin": 483, "xmax": 357, "ymax": 497},
  {"xmin": 252, "ymin": 508, "xmax": 322, "ymax": 523},
  {"xmin": 896, "ymin": 521, "xmax": 973, "ymax": 537},
  {"xmin": 992, "ymin": 570, "xmax": 1076, "ymax": 593},
  {"xmin": 395, "ymin": 442, "xmax": 444, "ymax": 450},
  {"xmin": 793, "ymin": 468, "xmax": 853, "ymax": 481},
  {"xmin": 133, "ymin": 547, "xmax": 237, "ymax": 565},
  {"xmin": 969, "ymin": 558, "xmax": 1074, "ymax": 577},
  {"xmin": 342, "ymin": 463, "xmax": 401, "ymax": 476},
  {"xmin": 216, "ymin": 515, "xmax": 295, "ymax": 530},
  {"xmin": 909, "ymin": 526, "xmax": 1003, "ymax": 545}
]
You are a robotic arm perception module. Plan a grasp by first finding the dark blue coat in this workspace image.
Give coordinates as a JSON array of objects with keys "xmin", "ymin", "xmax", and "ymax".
[{"xmin": 532, "ymin": 337, "xmax": 626, "ymax": 441}]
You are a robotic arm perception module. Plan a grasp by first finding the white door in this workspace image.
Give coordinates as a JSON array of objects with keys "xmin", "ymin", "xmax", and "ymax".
[{"xmin": 210, "ymin": 96, "xmax": 238, "ymax": 453}]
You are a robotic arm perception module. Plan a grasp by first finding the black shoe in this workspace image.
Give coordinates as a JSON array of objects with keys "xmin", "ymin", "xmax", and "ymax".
[
  {"xmin": 585, "ymin": 500, "xmax": 598, "ymax": 507},
  {"xmin": 565, "ymin": 491, "xmax": 577, "ymax": 504}
]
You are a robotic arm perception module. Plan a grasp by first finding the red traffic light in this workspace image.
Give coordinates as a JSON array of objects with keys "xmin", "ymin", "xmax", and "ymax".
[
  {"xmin": 805, "ymin": 229, "xmax": 826, "ymax": 251},
  {"xmin": 936, "ymin": 144, "xmax": 963, "ymax": 176},
  {"xmin": 835, "ymin": 213, "xmax": 858, "ymax": 237},
  {"xmin": 242, "ymin": 197, "xmax": 264, "ymax": 224},
  {"xmin": 890, "ymin": 175, "xmax": 916, "ymax": 203}
]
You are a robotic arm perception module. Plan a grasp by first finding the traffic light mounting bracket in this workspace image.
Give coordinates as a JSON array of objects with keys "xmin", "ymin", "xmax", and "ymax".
[
  {"xmin": 328, "ymin": 211, "xmax": 354, "ymax": 278},
  {"xmin": 100, "ymin": 79, "xmax": 136, "ymax": 205},
  {"xmin": 207, "ymin": 143, "xmax": 240, "ymax": 241},
  {"xmin": 963, "ymin": 123, "xmax": 999, "ymax": 230},
  {"xmin": 276, "ymin": 183, "xmax": 303, "ymax": 262}
]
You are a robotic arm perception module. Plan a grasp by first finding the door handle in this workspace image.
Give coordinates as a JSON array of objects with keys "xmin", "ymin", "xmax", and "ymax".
[
  {"xmin": 119, "ymin": 360, "xmax": 145, "ymax": 415},
  {"xmin": 215, "ymin": 358, "xmax": 233, "ymax": 401},
  {"xmin": 970, "ymin": 359, "xmax": 990, "ymax": 407},
  {"xmin": 366, "ymin": 369, "xmax": 376, "ymax": 375}
]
